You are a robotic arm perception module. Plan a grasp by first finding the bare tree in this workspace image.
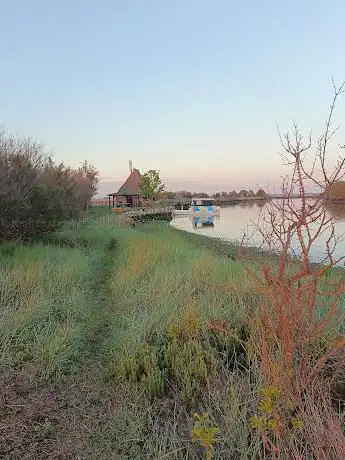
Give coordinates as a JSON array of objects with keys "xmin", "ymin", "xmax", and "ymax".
[{"xmin": 243, "ymin": 80, "xmax": 345, "ymax": 458}]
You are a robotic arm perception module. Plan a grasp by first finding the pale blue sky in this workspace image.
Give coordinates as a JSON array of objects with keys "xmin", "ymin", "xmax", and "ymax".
[{"xmin": 1, "ymin": 0, "xmax": 345, "ymax": 194}]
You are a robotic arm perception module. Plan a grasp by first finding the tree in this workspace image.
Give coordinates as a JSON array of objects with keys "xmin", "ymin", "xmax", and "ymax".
[
  {"xmin": 256, "ymin": 188, "xmax": 267, "ymax": 198},
  {"xmin": 74, "ymin": 161, "xmax": 99, "ymax": 210},
  {"xmin": 177, "ymin": 190, "xmax": 192, "ymax": 199},
  {"xmin": 243, "ymin": 79, "xmax": 345, "ymax": 457},
  {"xmin": 0, "ymin": 128, "xmax": 99, "ymax": 240},
  {"xmin": 324, "ymin": 180, "xmax": 345, "ymax": 201},
  {"xmin": 78, "ymin": 161, "xmax": 99, "ymax": 197},
  {"xmin": 167, "ymin": 191, "xmax": 176, "ymax": 200},
  {"xmin": 139, "ymin": 169, "xmax": 165, "ymax": 200},
  {"xmin": 157, "ymin": 191, "xmax": 168, "ymax": 200}
]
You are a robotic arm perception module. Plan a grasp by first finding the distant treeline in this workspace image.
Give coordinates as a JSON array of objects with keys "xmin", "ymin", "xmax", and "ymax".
[
  {"xmin": 158, "ymin": 188, "xmax": 268, "ymax": 200},
  {"xmin": 0, "ymin": 129, "xmax": 98, "ymax": 241}
]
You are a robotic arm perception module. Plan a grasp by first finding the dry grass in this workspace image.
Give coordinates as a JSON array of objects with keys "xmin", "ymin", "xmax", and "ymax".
[
  {"xmin": 0, "ymin": 215, "xmax": 260, "ymax": 458},
  {"xmin": 1, "ymin": 209, "xmax": 345, "ymax": 458}
]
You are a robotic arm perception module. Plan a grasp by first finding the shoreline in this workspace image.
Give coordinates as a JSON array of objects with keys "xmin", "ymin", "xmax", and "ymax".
[{"xmin": 169, "ymin": 221, "xmax": 345, "ymax": 270}]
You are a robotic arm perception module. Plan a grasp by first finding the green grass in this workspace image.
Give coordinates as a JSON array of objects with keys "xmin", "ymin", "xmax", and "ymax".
[
  {"xmin": 2, "ymin": 210, "xmax": 343, "ymax": 458},
  {"xmin": 0, "ymin": 211, "xmax": 262, "ymax": 458},
  {"xmin": 0, "ymin": 243, "xmax": 92, "ymax": 375},
  {"xmin": 0, "ymin": 210, "xmax": 119, "ymax": 377},
  {"xmin": 103, "ymin": 224, "xmax": 254, "ymax": 354}
]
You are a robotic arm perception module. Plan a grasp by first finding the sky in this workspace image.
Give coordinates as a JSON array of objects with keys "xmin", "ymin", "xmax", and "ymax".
[{"xmin": 1, "ymin": 0, "xmax": 345, "ymax": 195}]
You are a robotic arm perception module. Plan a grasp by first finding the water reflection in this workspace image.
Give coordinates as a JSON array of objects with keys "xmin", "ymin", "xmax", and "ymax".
[
  {"xmin": 255, "ymin": 200, "xmax": 267, "ymax": 209},
  {"xmin": 192, "ymin": 215, "xmax": 215, "ymax": 229},
  {"xmin": 171, "ymin": 200, "xmax": 345, "ymax": 263},
  {"xmin": 323, "ymin": 202, "xmax": 345, "ymax": 221},
  {"xmin": 225, "ymin": 200, "xmax": 268, "ymax": 210}
]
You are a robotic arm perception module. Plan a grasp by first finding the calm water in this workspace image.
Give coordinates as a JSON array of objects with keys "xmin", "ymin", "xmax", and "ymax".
[{"xmin": 171, "ymin": 201, "xmax": 345, "ymax": 264}]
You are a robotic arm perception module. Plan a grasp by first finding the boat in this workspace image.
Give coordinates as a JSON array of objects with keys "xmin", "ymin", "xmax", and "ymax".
[
  {"xmin": 192, "ymin": 215, "xmax": 215, "ymax": 228},
  {"xmin": 172, "ymin": 197, "xmax": 220, "ymax": 217}
]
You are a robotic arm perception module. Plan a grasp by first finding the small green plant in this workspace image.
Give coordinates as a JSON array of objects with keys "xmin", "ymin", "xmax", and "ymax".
[
  {"xmin": 164, "ymin": 339, "xmax": 218, "ymax": 407},
  {"xmin": 168, "ymin": 307, "xmax": 199, "ymax": 343},
  {"xmin": 116, "ymin": 308, "xmax": 222, "ymax": 406},
  {"xmin": 33, "ymin": 419, "xmax": 55, "ymax": 441},
  {"xmin": 250, "ymin": 384, "xmax": 304, "ymax": 459},
  {"xmin": 117, "ymin": 344, "xmax": 166, "ymax": 399},
  {"xmin": 192, "ymin": 411, "xmax": 220, "ymax": 460},
  {"xmin": 250, "ymin": 386, "xmax": 282, "ymax": 432}
]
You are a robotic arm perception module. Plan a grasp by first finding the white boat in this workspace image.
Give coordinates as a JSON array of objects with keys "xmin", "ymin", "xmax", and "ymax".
[{"xmin": 172, "ymin": 197, "xmax": 220, "ymax": 217}]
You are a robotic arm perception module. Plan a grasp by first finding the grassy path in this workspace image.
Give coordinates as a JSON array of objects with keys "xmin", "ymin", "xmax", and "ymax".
[
  {"xmin": 0, "ymin": 220, "xmax": 121, "ymax": 458},
  {"xmin": 0, "ymin": 213, "xmax": 262, "ymax": 459},
  {"xmin": 82, "ymin": 237, "xmax": 118, "ymax": 361}
]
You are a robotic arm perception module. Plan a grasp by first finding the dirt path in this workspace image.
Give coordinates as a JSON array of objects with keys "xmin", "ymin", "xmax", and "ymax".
[{"xmin": 0, "ymin": 238, "xmax": 122, "ymax": 460}]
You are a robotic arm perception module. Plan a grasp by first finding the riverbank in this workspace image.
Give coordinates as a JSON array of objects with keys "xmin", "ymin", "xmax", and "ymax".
[{"xmin": 1, "ymin": 210, "xmax": 344, "ymax": 458}]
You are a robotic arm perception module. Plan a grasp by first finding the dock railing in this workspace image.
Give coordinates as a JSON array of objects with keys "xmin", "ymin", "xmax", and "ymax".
[{"xmin": 124, "ymin": 206, "xmax": 175, "ymax": 216}]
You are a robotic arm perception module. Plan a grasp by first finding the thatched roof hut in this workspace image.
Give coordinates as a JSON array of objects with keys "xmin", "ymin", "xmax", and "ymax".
[{"xmin": 108, "ymin": 169, "xmax": 146, "ymax": 207}]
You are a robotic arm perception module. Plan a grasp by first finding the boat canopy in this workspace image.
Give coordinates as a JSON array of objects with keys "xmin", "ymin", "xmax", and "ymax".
[{"xmin": 191, "ymin": 198, "xmax": 215, "ymax": 206}]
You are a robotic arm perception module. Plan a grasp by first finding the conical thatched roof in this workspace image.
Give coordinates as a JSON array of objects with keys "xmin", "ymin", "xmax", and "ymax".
[{"xmin": 116, "ymin": 168, "xmax": 141, "ymax": 196}]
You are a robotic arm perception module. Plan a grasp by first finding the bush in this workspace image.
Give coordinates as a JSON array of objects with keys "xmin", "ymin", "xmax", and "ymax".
[
  {"xmin": 324, "ymin": 181, "xmax": 345, "ymax": 201},
  {"xmin": 117, "ymin": 308, "xmax": 247, "ymax": 408},
  {"xmin": 0, "ymin": 129, "xmax": 98, "ymax": 241},
  {"xmin": 256, "ymin": 188, "xmax": 267, "ymax": 198}
]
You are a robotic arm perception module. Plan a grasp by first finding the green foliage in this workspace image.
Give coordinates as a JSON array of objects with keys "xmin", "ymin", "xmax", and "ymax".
[
  {"xmin": 139, "ymin": 169, "xmax": 165, "ymax": 199},
  {"xmin": 0, "ymin": 213, "xmax": 264, "ymax": 458},
  {"xmin": 117, "ymin": 344, "xmax": 166, "ymax": 398},
  {"xmin": 165, "ymin": 337, "xmax": 218, "ymax": 407},
  {"xmin": 194, "ymin": 192, "xmax": 210, "ymax": 198},
  {"xmin": 250, "ymin": 385, "xmax": 304, "ymax": 450},
  {"xmin": 0, "ymin": 129, "xmax": 99, "ymax": 241},
  {"xmin": 116, "ymin": 307, "xmax": 248, "ymax": 408},
  {"xmin": 117, "ymin": 333, "xmax": 219, "ymax": 407},
  {"xmin": 192, "ymin": 411, "xmax": 220, "ymax": 459}
]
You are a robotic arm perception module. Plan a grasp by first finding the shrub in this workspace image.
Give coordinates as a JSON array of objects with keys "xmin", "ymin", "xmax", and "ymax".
[
  {"xmin": 0, "ymin": 129, "xmax": 98, "ymax": 240},
  {"xmin": 324, "ymin": 181, "xmax": 345, "ymax": 201},
  {"xmin": 117, "ymin": 344, "xmax": 167, "ymax": 399},
  {"xmin": 256, "ymin": 188, "xmax": 267, "ymax": 198},
  {"xmin": 116, "ymin": 308, "xmax": 248, "ymax": 408},
  {"xmin": 192, "ymin": 411, "xmax": 220, "ymax": 460},
  {"xmin": 245, "ymin": 80, "xmax": 345, "ymax": 457}
]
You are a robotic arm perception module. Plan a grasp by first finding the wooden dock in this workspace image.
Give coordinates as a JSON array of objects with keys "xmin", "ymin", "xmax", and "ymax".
[
  {"xmin": 124, "ymin": 206, "xmax": 174, "ymax": 215},
  {"xmin": 123, "ymin": 207, "xmax": 174, "ymax": 223}
]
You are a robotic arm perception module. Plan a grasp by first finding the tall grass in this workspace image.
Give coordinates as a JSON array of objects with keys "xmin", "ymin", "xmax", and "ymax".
[
  {"xmin": 0, "ymin": 211, "xmax": 122, "ymax": 378},
  {"xmin": 103, "ymin": 224, "xmax": 254, "ymax": 358},
  {"xmin": 0, "ymin": 243, "xmax": 92, "ymax": 376},
  {"xmin": 93, "ymin": 223, "xmax": 263, "ymax": 458},
  {"xmin": 0, "ymin": 214, "xmax": 262, "ymax": 458},
  {"xmin": 2, "ymin": 212, "xmax": 344, "ymax": 458}
]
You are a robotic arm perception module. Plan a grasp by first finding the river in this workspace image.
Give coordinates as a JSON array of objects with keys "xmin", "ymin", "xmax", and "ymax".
[{"xmin": 171, "ymin": 200, "xmax": 345, "ymax": 264}]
